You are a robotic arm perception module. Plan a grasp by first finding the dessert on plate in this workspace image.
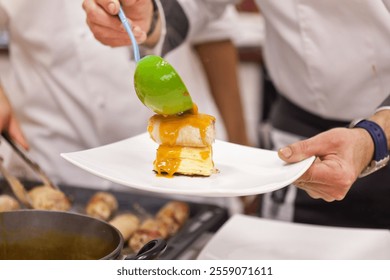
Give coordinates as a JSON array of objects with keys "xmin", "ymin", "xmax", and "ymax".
[{"xmin": 147, "ymin": 106, "xmax": 217, "ymax": 177}]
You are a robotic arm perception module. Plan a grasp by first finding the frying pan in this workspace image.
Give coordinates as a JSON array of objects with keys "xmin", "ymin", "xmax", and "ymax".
[{"xmin": 0, "ymin": 210, "xmax": 166, "ymax": 260}]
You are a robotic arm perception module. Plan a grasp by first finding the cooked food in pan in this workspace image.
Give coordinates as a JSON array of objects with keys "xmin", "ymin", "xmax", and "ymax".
[
  {"xmin": 147, "ymin": 111, "xmax": 217, "ymax": 177},
  {"xmin": 128, "ymin": 200, "xmax": 190, "ymax": 252},
  {"xmin": 0, "ymin": 194, "xmax": 20, "ymax": 212},
  {"xmin": 109, "ymin": 213, "xmax": 140, "ymax": 242},
  {"xmin": 128, "ymin": 218, "xmax": 169, "ymax": 252},
  {"xmin": 85, "ymin": 191, "xmax": 118, "ymax": 221},
  {"xmin": 28, "ymin": 185, "xmax": 71, "ymax": 211},
  {"xmin": 156, "ymin": 201, "xmax": 189, "ymax": 236},
  {"xmin": 1, "ymin": 173, "xmax": 191, "ymax": 255}
]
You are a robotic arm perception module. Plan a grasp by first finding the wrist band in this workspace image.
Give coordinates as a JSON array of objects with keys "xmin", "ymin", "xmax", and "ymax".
[
  {"xmin": 349, "ymin": 119, "xmax": 389, "ymax": 177},
  {"xmin": 147, "ymin": 0, "xmax": 159, "ymax": 37}
]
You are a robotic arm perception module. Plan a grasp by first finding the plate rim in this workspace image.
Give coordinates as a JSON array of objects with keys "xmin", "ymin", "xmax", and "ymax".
[{"xmin": 61, "ymin": 133, "xmax": 315, "ymax": 197}]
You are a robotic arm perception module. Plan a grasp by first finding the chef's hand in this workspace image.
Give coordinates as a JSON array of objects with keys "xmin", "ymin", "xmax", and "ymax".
[
  {"xmin": 82, "ymin": 0, "xmax": 159, "ymax": 47},
  {"xmin": 277, "ymin": 127, "xmax": 375, "ymax": 202},
  {"xmin": 0, "ymin": 86, "xmax": 29, "ymax": 150}
]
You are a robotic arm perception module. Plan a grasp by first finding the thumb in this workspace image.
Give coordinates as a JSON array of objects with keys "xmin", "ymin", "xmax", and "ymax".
[
  {"xmin": 278, "ymin": 137, "xmax": 319, "ymax": 163},
  {"xmin": 96, "ymin": 0, "xmax": 120, "ymax": 15},
  {"xmin": 278, "ymin": 128, "xmax": 350, "ymax": 163}
]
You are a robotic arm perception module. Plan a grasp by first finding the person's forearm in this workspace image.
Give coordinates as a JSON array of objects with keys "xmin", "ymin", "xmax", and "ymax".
[
  {"xmin": 194, "ymin": 39, "xmax": 250, "ymax": 146},
  {"xmin": 142, "ymin": 9, "xmax": 162, "ymax": 48}
]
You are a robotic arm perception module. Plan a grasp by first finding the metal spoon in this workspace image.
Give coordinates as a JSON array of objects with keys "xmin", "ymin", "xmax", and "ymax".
[{"xmin": 118, "ymin": 6, "xmax": 193, "ymax": 115}]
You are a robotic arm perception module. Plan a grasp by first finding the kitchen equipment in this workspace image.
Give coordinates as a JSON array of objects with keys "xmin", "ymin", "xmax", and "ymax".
[
  {"xmin": 118, "ymin": 5, "xmax": 193, "ymax": 115},
  {"xmin": 0, "ymin": 210, "xmax": 123, "ymax": 259},
  {"xmin": 0, "ymin": 210, "xmax": 166, "ymax": 260},
  {"xmin": 1, "ymin": 132, "xmax": 58, "ymax": 190},
  {"xmin": 0, "ymin": 180, "xmax": 229, "ymax": 259},
  {"xmin": 125, "ymin": 239, "xmax": 167, "ymax": 260},
  {"xmin": 0, "ymin": 157, "xmax": 32, "ymax": 207},
  {"xmin": 134, "ymin": 55, "xmax": 194, "ymax": 115}
]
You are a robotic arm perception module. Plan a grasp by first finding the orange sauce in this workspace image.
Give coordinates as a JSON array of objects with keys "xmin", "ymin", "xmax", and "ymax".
[
  {"xmin": 150, "ymin": 104, "xmax": 215, "ymax": 177},
  {"xmin": 154, "ymin": 145, "xmax": 182, "ymax": 177},
  {"xmin": 199, "ymin": 149, "xmax": 210, "ymax": 160}
]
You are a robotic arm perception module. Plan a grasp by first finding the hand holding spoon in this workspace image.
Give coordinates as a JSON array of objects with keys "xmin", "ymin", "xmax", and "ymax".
[{"xmin": 118, "ymin": 5, "xmax": 193, "ymax": 115}]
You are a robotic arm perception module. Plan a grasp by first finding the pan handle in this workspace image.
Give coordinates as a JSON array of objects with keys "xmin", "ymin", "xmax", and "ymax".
[{"xmin": 125, "ymin": 239, "xmax": 167, "ymax": 260}]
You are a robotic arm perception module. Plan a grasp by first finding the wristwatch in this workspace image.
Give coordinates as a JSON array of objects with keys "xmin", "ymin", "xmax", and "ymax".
[{"xmin": 349, "ymin": 119, "xmax": 390, "ymax": 177}]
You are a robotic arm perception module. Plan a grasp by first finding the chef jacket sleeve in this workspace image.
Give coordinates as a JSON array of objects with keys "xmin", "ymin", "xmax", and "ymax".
[
  {"xmin": 375, "ymin": 95, "xmax": 390, "ymax": 114},
  {"xmin": 379, "ymin": 95, "xmax": 390, "ymax": 107},
  {"xmin": 158, "ymin": 0, "xmax": 237, "ymax": 56}
]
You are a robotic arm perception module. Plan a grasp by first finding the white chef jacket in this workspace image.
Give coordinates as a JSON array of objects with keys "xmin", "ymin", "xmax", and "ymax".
[
  {"xmin": 252, "ymin": 0, "xmax": 390, "ymax": 223},
  {"xmin": 179, "ymin": 0, "xmax": 390, "ymax": 120},
  {"xmin": 0, "ymin": 0, "xmax": 227, "ymax": 190},
  {"xmin": 172, "ymin": 0, "xmax": 390, "ymax": 222},
  {"xmin": 258, "ymin": 0, "xmax": 390, "ymax": 120}
]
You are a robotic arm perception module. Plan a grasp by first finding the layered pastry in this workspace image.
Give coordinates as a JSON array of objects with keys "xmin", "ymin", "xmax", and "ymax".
[{"xmin": 147, "ymin": 111, "xmax": 217, "ymax": 177}]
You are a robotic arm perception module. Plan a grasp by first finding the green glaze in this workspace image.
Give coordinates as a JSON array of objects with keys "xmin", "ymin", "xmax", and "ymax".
[{"xmin": 134, "ymin": 55, "xmax": 193, "ymax": 115}]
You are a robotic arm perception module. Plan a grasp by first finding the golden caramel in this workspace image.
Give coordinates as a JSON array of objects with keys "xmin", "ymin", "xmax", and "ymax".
[
  {"xmin": 153, "ymin": 145, "xmax": 213, "ymax": 177},
  {"xmin": 148, "ymin": 113, "xmax": 215, "ymax": 146},
  {"xmin": 148, "ymin": 103, "xmax": 216, "ymax": 177},
  {"xmin": 154, "ymin": 145, "xmax": 183, "ymax": 177}
]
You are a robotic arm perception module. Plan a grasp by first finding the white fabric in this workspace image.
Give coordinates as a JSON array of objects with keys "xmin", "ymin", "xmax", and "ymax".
[
  {"xmin": 180, "ymin": 0, "xmax": 390, "ymax": 119},
  {"xmin": 198, "ymin": 214, "xmax": 390, "ymax": 260},
  {"xmin": 192, "ymin": 5, "xmax": 264, "ymax": 48},
  {"xmin": 376, "ymin": 106, "xmax": 390, "ymax": 114},
  {"xmin": 257, "ymin": 0, "xmax": 390, "ymax": 120},
  {"xmin": 177, "ymin": 0, "xmax": 238, "ymax": 40}
]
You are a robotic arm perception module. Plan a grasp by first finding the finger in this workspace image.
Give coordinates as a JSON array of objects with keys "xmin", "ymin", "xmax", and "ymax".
[
  {"xmin": 84, "ymin": 0, "xmax": 122, "ymax": 31},
  {"xmin": 86, "ymin": 19, "xmax": 146, "ymax": 45},
  {"xmin": 294, "ymin": 179, "xmax": 340, "ymax": 202},
  {"xmin": 8, "ymin": 118, "xmax": 29, "ymax": 150},
  {"xmin": 299, "ymin": 158, "xmax": 353, "ymax": 196},
  {"xmin": 120, "ymin": 0, "xmax": 138, "ymax": 7},
  {"xmin": 298, "ymin": 185, "xmax": 336, "ymax": 202},
  {"xmin": 278, "ymin": 130, "xmax": 339, "ymax": 163},
  {"xmin": 94, "ymin": 0, "xmax": 120, "ymax": 15},
  {"xmin": 295, "ymin": 167, "xmax": 349, "ymax": 202}
]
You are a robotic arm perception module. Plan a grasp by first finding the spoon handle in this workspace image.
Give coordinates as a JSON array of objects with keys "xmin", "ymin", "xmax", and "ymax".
[{"xmin": 118, "ymin": 6, "xmax": 141, "ymax": 62}]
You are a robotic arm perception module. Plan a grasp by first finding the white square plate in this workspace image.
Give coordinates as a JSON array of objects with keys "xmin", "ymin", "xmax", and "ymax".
[{"xmin": 61, "ymin": 133, "xmax": 314, "ymax": 197}]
